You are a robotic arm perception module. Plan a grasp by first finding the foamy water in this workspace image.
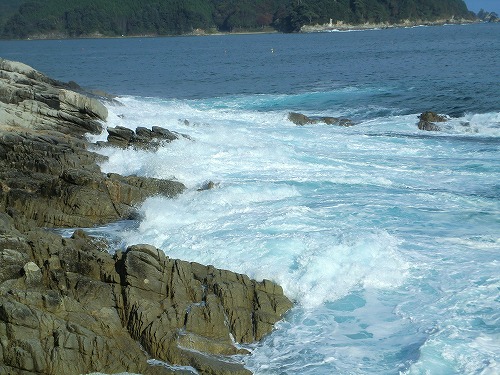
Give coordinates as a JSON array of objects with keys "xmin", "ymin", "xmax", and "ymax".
[{"xmin": 87, "ymin": 94, "xmax": 500, "ymax": 374}]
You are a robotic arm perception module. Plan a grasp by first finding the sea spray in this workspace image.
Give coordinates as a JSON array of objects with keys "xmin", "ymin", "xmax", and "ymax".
[{"xmin": 117, "ymin": 191, "xmax": 409, "ymax": 307}]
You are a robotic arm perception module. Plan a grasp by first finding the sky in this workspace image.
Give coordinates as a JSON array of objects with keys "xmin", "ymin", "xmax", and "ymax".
[{"xmin": 464, "ymin": 0, "xmax": 500, "ymax": 14}]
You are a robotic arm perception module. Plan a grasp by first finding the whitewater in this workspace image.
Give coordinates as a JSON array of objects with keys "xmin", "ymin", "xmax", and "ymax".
[
  {"xmin": 1, "ymin": 23, "xmax": 498, "ymax": 374},
  {"xmin": 95, "ymin": 94, "xmax": 499, "ymax": 374}
]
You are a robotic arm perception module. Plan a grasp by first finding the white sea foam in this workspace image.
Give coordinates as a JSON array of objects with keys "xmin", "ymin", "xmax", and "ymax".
[
  {"xmin": 431, "ymin": 111, "xmax": 500, "ymax": 136},
  {"xmin": 403, "ymin": 330, "xmax": 500, "ymax": 375},
  {"xmin": 90, "ymin": 95, "xmax": 499, "ymax": 374},
  {"xmin": 120, "ymin": 191, "xmax": 409, "ymax": 307},
  {"xmin": 99, "ymin": 98, "xmax": 410, "ymax": 306}
]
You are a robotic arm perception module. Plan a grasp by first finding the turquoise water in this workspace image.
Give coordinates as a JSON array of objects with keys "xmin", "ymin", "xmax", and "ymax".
[{"xmin": 2, "ymin": 23, "xmax": 499, "ymax": 374}]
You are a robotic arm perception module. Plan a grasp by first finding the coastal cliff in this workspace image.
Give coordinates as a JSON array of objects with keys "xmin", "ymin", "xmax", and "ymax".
[{"xmin": 0, "ymin": 58, "xmax": 293, "ymax": 375}]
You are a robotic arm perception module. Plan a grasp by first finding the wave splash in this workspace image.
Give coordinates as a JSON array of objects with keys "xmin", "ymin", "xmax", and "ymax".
[
  {"xmin": 96, "ymin": 95, "xmax": 411, "ymax": 307},
  {"xmin": 117, "ymin": 190, "xmax": 409, "ymax": 308},
  {"xmin": 89, "ymin": 94, "xmax": 499, "ymax": 374}
]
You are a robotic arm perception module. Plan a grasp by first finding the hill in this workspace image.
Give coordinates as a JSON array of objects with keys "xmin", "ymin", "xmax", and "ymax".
[
  {"xmin": 0, "ymin": 0, "xmax": 24, "ymax": 28},
  {"xmin": 0, "ymin": 0, "xmax": 474, "ymax": 39}
]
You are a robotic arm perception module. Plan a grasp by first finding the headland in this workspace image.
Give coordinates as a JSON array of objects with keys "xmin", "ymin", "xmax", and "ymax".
[{"xmin": 0, "ymin": 58, "xmax": 293, "ymax": 375}]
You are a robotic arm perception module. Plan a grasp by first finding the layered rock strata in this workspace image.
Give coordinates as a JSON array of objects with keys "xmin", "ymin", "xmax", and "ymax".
[
  {"xmin": 0, "ymin": 225, "xmax": 292, "ymax": 375},
  {"xmin": 0, "ymin": 58, "xmax": 293, "ymax": 375}
]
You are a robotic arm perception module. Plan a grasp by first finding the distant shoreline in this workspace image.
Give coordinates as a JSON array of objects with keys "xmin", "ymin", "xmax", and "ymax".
[
  {"xmin": 300, "ymin": 18, "xmax": 481, "ymax": 33},
  {"xmin": 10, "ymin": 29, "xmax": 278, "ymax": 42},
  {"xmin": 3, "ymin": 19, "xmax": 494, "ymax": 42}
]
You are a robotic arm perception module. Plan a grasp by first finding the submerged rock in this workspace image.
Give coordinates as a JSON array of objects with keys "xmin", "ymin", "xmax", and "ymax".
[
  {"xmin": 417, "ymin": 111, "xmax": 447, "ymax": 131},
  {"xmin": 288, "ymin": 112, "xmax": 310, "ymax": 125},
  {"xmin": 197, "ymin": 180, "xmax": 220, "ymax": 191},
  {"xmin": 288, "ymin": 111, "xmax": 354, "ymax": 127}
]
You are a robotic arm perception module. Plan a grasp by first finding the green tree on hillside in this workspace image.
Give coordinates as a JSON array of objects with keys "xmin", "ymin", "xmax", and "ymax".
[{"xmin": 0, "ymin": 0, "xmax": 474, "ymax": 38}]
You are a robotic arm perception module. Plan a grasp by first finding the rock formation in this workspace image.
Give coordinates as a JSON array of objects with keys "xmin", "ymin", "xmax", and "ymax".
[
  {"xmin": 0, "ymin": 225, "xmax": 292, "ymax": 375},
  {"xmin": 288, "ymin": 111, "xmax": 354, "ymax": 127},
  {"xmin": 0, "ymin": 58, "xmax": 293, "ymax": 375},
  {"xmin": 103, "ymin": 125, "xmax": 191, "ymax": 150},
  {"xmin": 417, "ymin": 111, "xmax": 447, "ymax": 131}
]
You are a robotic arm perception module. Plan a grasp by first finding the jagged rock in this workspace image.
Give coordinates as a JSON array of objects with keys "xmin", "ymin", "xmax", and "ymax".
[
  {"xmin": 0, "ymin": 58, "xmax": 293, "ymax": 374},
  {"xmin": 0, "ymin": 130, "xmax": 186, "ymax": 227},
  {"xmin": 417, "ymin": 111, "xmax": 447, "ymax": 131},
  {"xmin": 288, "ymin": 112, "xmax": 310, "ymax": 125},
  {"xmin": 0, "ymin": 57, "xmax": 185, "ymax": 227},
  {"xmin": 22, "ymin": 261, "xmax": 42, "ymax": 285},
  {"xmin": 106, "ymin": 125, "xmax": 135, "ymax": 146},
  {"xmin": 323, "ymin": 117, "xmax": 354, "ymax": 127},
  {"xmin": 288, "ymin": 112, "xmax": 354, "ymax": 127},
  {"xmin": 59, "ymin": 88, "xmax": 108, "ymax": 123},
  {"xmin": 0, "ymin": 231, "xmax": 292, "ymax": 375},
  {"xmin": 0, "ymin": 58, "xmax": 186, "ymax": 228},
  {"xmin": 104, "ymin": 125, "xmax": 191, "ymax": 150},
  {"xmin": 0, "ymin": 230, "xmax": 151, "ymax": 375},
  {"xmin": 116, "ymin": 244, "xmax": 291, "ymax": 373}
]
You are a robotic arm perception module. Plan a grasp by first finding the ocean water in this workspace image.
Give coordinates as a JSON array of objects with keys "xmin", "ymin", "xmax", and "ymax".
[{"xmin": 1, "ymin": 23, "xmax": 499, "ymax": 374}]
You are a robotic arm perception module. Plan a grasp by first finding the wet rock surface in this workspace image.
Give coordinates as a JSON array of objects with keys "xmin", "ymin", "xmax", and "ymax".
[
  {"xmin": 103, "ymin": 125, "xmax": 191, "ymax": 150},
  {"xmin": 417, "ymin": 111, "xmax": 448, "ymax": 131},
  {"xmin": 0, "ymin": 59, "xmax": 293, "ymax": 375},
  {"xmin": 288, "ymin": 111, "xmax": 354, "ymax": 127}
]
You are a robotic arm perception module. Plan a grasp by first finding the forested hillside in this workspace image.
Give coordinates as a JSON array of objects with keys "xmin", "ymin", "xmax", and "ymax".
[
  {"xmin": 0, "ymin": 0, "xmax": 24, "ymax": 28},
  {"xmin": 0, "ymin": 0, "xmax": 473, "ymax": 39}
]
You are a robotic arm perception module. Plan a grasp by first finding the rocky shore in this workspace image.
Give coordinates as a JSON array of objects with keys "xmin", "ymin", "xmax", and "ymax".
[
  {"xmin": 301, "ymin": 17, "xmax": 477, "ymax": 33},
  {"xmin": 0, "ymin": 58, "xmax": 293, "ymax": 375}
]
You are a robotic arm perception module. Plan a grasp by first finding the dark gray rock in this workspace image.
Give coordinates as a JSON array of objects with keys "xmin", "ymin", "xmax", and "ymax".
[
  {"xmin": 0, "ymin": 230, "xmax": 292, "ymax": 375},
  {"xmin": 0, "ymin": 129, "xmax": 186, "ymax": 227},
  {"xmin": 0, "ymin": 58, "xmax": 186, "ymax": 228},
  {"xmin": 417, "ymin": 111, "xmax": 447, "ymax": 131},
  {"xmin": 288, "ymin": 112, "xmax": 354, "ymax": 127},
  {"xmin": 104, "ymin": 125, "xmax": 191, "ymax": 150},
  {"xmin": 116, "ymin": 244, "xmax": 292, "ymax": 374},
  {"xmin": 197, "ymin": 180, "xmax": 219, "ymax": 191},
  {"xmin": 288, "ymin": 112, "xmax": 310, "ymax": 125}
]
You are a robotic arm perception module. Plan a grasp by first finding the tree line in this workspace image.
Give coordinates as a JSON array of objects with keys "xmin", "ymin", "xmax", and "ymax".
[{"xmin": 0, "ymin": 0, "xmax": 474, "ymax": 39}]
